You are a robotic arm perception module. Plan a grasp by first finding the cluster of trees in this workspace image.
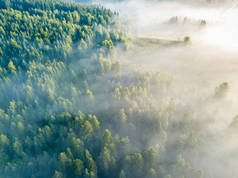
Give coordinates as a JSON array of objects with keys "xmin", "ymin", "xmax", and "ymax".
[
  {"xmin": 169, "ymin": 16, "xmax": 207, "ymax": 26},
  {"xmin": 0, "ymin": 0, "xmax": 127, "ymax": 72},
  {"xmin": 0, "ymin": 0, "xmax": 206, "ymax": 178}
]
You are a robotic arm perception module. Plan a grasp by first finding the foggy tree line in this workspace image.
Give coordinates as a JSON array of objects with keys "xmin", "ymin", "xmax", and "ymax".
[
  {"xmin": 0, "ymin": 0, "xmax": 207, "ymax": 178},
  {"xmin": 0, "ymin": 0, "xmax": 126, "ymax": 71}
]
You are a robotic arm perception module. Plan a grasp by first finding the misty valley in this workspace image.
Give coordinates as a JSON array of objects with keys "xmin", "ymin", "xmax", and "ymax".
[{"xmin": 0, "ymin": 0, "xmax": 238, "ymax": 178}]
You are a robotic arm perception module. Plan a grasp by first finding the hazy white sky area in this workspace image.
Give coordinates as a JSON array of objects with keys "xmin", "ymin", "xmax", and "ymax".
[{"xmin": 100, "ymin": 0, "xmax": 238, "ymax": 49}]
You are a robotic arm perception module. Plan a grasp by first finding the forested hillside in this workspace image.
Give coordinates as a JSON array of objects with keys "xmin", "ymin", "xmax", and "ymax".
[{"xmin": 0, "ymin": 0, "xmax": 221, "ymax": 178}]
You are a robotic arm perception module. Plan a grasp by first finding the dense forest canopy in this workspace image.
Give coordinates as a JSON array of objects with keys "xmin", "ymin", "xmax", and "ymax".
[{"xmin": 0, "ymin": 0, "xmax": 237, "ymax": 178}]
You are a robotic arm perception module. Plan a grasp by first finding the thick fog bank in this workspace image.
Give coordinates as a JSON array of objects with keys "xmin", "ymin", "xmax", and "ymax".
[{"xmin": 95, "ymin": 0, "xmax": 238, "ymax": 177}]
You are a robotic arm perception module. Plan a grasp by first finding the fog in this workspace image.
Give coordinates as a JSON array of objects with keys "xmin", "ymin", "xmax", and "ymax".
[
  {"xmin": 93, "ymin": 0, "xmax": 238, "ymax": 177},
  {"xmin": 2, "ymin": 0, "xmax": 238, "ymax": 177}
]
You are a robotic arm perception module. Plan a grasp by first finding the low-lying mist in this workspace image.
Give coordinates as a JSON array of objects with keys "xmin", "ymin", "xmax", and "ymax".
[
  {"xmin": 94, "ymin": 0, "xmax": 238, "ymax": 177},
  {"xmin": 1, "ymin": 0, "xmax": 238, "ymax": 177}
]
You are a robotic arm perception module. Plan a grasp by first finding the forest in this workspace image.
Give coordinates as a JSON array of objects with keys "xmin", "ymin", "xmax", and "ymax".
[{"xmin": 0, "ymin": 0, "xmax": 237, "ymax": 178}]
